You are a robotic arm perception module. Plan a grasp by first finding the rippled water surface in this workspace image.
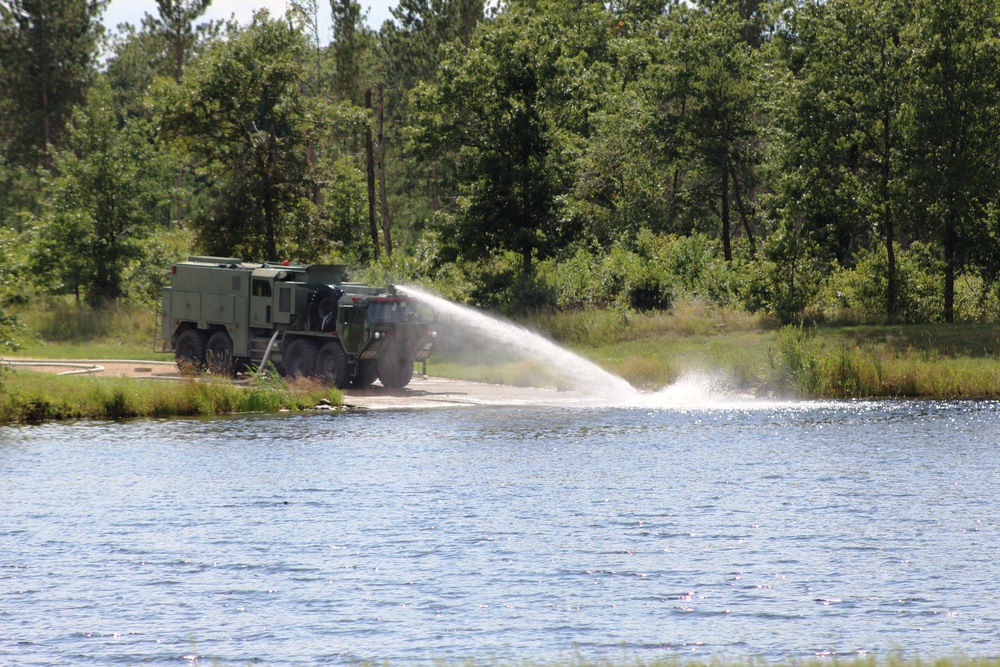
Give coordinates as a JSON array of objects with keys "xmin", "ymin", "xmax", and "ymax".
[{"xmin": 3, "ymin": 401, "xmax": 1000, "ymax": 665}]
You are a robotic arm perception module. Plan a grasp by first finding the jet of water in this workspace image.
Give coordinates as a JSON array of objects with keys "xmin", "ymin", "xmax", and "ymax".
[
  {"xmin": 398, "ymin": 285, "xmax": 639, "ymax": 399},
  {"xmin": 398, "ymin": 285, "xmax": 817, "ymax": 411}
]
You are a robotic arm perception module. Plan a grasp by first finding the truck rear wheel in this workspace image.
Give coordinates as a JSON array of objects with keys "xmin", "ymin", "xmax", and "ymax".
[
  {"xmin": 283, "ymin": 338, "xmax": 318, "ymax": 379},
  {"xmin": 206, "ymin": 330, "xmax": 235, "ymax": 377},
  {"xmin": 175, "ymin": 328, "xmax": 207, "ymax": 371},
  {"xmin": 316, "ymin": 341, "xmax": 350, "ymax": 388}
]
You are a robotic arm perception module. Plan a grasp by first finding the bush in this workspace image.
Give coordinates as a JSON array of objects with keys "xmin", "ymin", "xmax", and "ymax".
[
  {"xmin": 746, "ymin": 227, "xmax": 825, "ymax": 323},
  {"xmin": 540, "ymin": 231, "xmax": 742, "ymax": 313},
  {"xmin": 815, "ymin": 243, "xmax": 956, "ymax": 323},
  {"xmin": 770, "ymin": 324, "xmax": 823, "ymax": 396}
]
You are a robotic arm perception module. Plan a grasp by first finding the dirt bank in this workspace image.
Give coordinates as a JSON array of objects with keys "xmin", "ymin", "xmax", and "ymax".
[{"xmin": 2, "ymin": 358, "xmax": 601, "ymax": 409}]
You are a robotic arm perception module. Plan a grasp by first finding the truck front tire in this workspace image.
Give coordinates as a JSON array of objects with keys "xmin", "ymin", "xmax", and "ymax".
[
  {"xmin": 352, "ymin": 360, "xmax": 379, "ymax": 388},
  {"xmin": 379, "ymin": 357, "xmax": 414, "ymax": 389}
]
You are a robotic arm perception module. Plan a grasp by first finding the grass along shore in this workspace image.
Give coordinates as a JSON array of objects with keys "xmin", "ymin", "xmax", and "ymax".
[
  {"xmin": 0, "ymin": 368, "xmax": 342, "ymax": 424},
  {"xmin": 3, "ymin": 302, "xmax": 1000, "ymax": 423}
]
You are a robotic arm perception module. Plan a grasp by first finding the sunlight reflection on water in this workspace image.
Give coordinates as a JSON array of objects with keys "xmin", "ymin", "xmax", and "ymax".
[{"xmin": 1, "ymin": 401, "xmax": 999, "ymax": 665}]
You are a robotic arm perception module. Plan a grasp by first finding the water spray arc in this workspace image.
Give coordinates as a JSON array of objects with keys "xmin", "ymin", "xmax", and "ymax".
[{"xmin": 399, "ymin": 285, "xmax": 639, "ymax": 399}]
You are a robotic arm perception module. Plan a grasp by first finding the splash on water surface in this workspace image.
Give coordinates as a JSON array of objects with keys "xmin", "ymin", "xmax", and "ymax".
[{"xmin": 401, "ymin": 286, "xmax": 842, "ymax": 410}]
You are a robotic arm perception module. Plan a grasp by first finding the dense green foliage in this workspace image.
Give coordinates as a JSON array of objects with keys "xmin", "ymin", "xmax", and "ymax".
[{"xmin": 4, "ymin": 0, "xmax": 1000, "ymax": 327}]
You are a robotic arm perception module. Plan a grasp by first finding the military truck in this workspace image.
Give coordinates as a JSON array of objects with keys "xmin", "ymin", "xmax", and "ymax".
[{"xmin": 160, "ymin": 256, "xmax": 436, "ymax": 389}]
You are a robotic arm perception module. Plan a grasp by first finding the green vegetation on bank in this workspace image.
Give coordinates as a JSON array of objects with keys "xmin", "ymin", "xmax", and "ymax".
[
  {"xmin": 0, "ymin": 371, "xmax": 342, "ymax": 424},
  {"xmin": 10, "ymin": 302, "xmax": 164, "ymax": 360},
  {"xmin": 585, "ymin": 314, "xmax": 1000, "ymax": 398}
]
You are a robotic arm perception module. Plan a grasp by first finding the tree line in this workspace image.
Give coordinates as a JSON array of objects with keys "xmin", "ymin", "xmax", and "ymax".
[{"xmin": 2, "ymin": 0, "xmax": 1000, "ymax": 325}]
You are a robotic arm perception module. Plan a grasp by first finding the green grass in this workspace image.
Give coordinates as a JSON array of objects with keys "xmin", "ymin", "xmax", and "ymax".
[
  {"xmin": 428, "ymin": 357, "xmax": 576, "ymax": 390},
  {"xmin": 0, "ymin": 371, "xmax": 342, "ymax": 423},
  {"xmin": 11, "ymin": 301, "xmax": 166, "ymax": 360}
]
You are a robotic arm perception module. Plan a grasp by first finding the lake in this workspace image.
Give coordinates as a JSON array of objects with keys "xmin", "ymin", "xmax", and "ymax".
[{"xmin": 2, "ymin": 399, "xmax": 999, "ymax": 665}]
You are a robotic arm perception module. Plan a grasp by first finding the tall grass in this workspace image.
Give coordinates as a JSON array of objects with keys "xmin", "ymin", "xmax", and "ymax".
[
  {"xmin": 534, "ymin": 303, "xmax": 772, "ymax": 347},
  {"xmin": 431, "ymin": 306, "xmax": 1000, "ymax": 397},
  {"xmin": 12, "ymin": 300, "xmax": 164, "ymax": 359},
  {"xmin": 0, "ymin": 371, "xmax": 342, "ymax": 423},
  {"xmin": 765, "ymin": 324, "xmax": 1000, "ymax": 398}
]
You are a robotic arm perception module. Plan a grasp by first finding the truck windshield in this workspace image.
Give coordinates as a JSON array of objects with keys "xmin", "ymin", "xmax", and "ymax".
[{"xmin": 367, "ymin": 299, "xmax": 420, "ymax": 324}]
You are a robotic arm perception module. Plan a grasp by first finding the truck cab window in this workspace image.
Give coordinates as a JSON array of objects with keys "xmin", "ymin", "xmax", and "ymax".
[{"xmin": 253, "ymin": 279, "xmax": 271, "ymax": 297}]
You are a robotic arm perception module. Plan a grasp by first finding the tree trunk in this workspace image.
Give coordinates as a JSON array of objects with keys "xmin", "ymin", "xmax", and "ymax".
[
  {"xmin": 882, "ymin": 109, "xmax": 897, "ymax": 320},
  {"xmin": 729, "ymin": 163, "xmax": 756, "ymax": 256},
  {"xmin": 365, "ymin": 88, "xmax": 380, "ymax": 262},
  {"xmin": 944, "ymin": 213, "xmax": 956, "ymax": 324},
  {"xmin": 41, "ymin": 79, "xmax": 52, "ymax": 172},
  {"xmin": 295, "ymin": 52, "xmax": 323, "ymax": 208},
  {"xmin": 175, "ymin": 166, "xmax": 185, "ymax": 223},
  {"xmin": 666, "ymin": 97, "xmax": 687, "ymax": 226},
  {"xmin": 377, "ymin": 83, "xmax": 392, "ymax": 258},
  {"xmin": 264, "ymin": 184, "xmax": 276, "ymax": 261},
  {"xmin": 721, "ymin": 159, "xmax": 732, "ymax": 262}
]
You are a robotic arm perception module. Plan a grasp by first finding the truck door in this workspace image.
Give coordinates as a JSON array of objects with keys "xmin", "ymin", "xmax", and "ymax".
[
  {"xmin": 336, "ymin": 304, "xmax": 370, "ymax": 355},
  {"xmin": 250, "ymin": 278, "xmax": 273, "ymax": 327}
]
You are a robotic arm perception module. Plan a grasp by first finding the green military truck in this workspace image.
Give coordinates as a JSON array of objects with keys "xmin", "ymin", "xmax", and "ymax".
[{"xmin": 160, "ymin": 256, "xmax": 436, "ymax": 389}]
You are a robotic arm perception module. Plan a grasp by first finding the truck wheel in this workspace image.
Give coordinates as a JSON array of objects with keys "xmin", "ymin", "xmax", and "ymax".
[
  {"xmin": 351, "ymin": 360, "xmax": 379, "ymax": 388},
  {"xmin": 379, "ymin": 358, "xmax": 414, "ymax": 389},
  {"xmin": 206, "ymin": 330, "xmax": 235, "ymax": 377},
  {"xmin": 283, "ymin": 338, "xmax": 318, "ymax": 379},
  {"xmin": 316, "ymin": 341, "xmax": 350, "ymax": 389},
  {"xmin": 175, "ymin": 328, "xmax": 207, "ymax": 371}
]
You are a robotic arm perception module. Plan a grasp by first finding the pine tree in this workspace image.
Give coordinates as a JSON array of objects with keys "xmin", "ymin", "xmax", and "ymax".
[{"xmin": 0, "ymin": 0, "xmax": 107, "ymax": 170}]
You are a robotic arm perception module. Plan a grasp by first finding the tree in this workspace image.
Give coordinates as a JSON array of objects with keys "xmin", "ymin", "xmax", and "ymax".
[
  {"xmin": 32, "ymin": 79, "xmax": 167, "ymax": 306},
  {"xmin": 412, "ymin": 0, "xmax": 611, "ymax": 278},
  {"xmin": 331, "ymin": 0, "xmax": 372, "ymax": 104},
  {"xmin": 377, "ymin": 0, "xmax": 485, "ymax": 237},
  {"xmin": 0, "ymin": 0, "xmax": 107, "ymax": 170},
  {"xmin": 147, "ymin": 0, "xmax": 217, "ymax": 82},
  {"xmin": 290, "ymin": 0, "xmax": 325, "ymax": 96},
  {"xmin": 773, "ymin": 0, "xmax": 912, "ymax": 318},
  {"xmin": 380, "ymin": 0, "xmax": 485, "ymax": 95},
  {"xmin": 904, "ymin": 0, "xmax": 1000, "ymax": 323},
  {"xmin": 0, "ymin": 227, "xmax": 25, "ymax": 356},
  {"xmin": 653, "ymin": 1, "xmax": 763, "ymax": 260},
  {"xmin": 167, "ymin": 11, "xmax": 331, "ymax": 261}
]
